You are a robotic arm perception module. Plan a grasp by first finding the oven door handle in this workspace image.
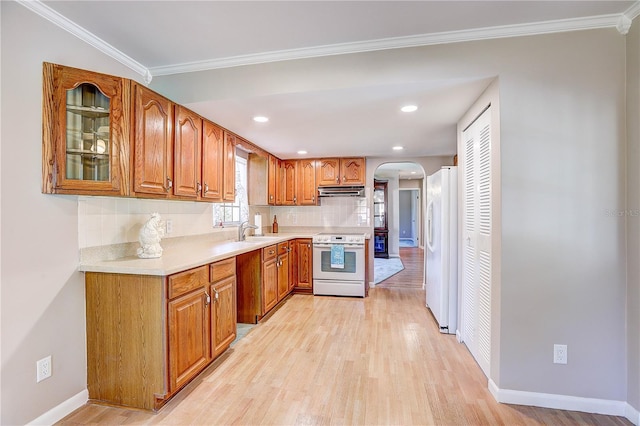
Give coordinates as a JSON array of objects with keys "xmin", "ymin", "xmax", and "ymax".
[{"xmin": 313, "ymin": 243, "xmax": 364, "ymax": 249}]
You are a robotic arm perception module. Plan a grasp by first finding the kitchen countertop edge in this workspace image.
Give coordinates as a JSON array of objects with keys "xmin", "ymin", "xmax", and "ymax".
[{"xmin": 78, "ymin": 233, "xmax": 317, "ymax": 276}]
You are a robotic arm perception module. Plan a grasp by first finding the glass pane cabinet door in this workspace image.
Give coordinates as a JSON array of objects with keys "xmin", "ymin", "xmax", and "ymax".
[
  {"xmin": 65, "ymin": 84, "xmax": 111, "ymax": 182},
  {"xmin": 43, "ymin": 63, "xmax": 125, "ymax": 195},
  {"xmin": 373, "ymin": 188, "xmax": 385, "ymax": 203}
]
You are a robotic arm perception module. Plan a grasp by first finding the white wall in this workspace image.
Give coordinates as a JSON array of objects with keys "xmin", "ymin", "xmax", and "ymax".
[{"xmin": 627, "ymin": 15, "xmax": 640, "ymax": 416}]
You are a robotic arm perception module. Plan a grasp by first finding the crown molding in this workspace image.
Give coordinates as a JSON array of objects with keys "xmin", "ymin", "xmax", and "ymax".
[
  {"xmin": 625, "ymin": 1, "xmax": 640, "ymax": 20},
  {"xmin": 150, "ymin": 13, "xmax": 625, "ymax": 76},
  {"xmin": 18, "ymin": 0, "xmax": 637, "ymax": 79},
  {"xmin": 17, "ymin": 0, "xmax": 152, "ymax": 83}
]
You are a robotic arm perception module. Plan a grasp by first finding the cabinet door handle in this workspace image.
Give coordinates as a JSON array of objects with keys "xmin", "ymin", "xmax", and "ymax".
[
  {"xmin": 343, "ymin": 175, "xmax": 346, "ymax": 183},
  {"xmin": 336, "ymin": 176, "xmax": 340, "ymax": 183},
  {"xmin": 212, "ymin": 287, "xmax": 219, "ymax": 301},
  {"xmin": 204, "ymin": 183, "xmax": 209, "ymax": 194},
  {"xmin": 196, "ymin": 182, "xmax": 202, "ymax": 193},
  {"xmin": 204, "ymin": 290, "xmax": 211, "ymax": 306},
  {"xmin": 293, "ymin": 196, "xmax": 297, "ymax": 204},
  {"xmin": 165, "ymin": 177, "xmax": 173, "ymax": 192}
]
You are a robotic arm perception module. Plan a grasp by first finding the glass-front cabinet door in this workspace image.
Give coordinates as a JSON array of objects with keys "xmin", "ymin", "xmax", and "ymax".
[
  {"xmin": 65, "ymin": 83, "xmax": 111, "ymax": 182},
  {"xmin": 43, "ymin": 63, "xmax": 127, "ymax": 195},
  {"xmin": 373, "ymin": 180, "xmax": 388, "ymax": 230}
]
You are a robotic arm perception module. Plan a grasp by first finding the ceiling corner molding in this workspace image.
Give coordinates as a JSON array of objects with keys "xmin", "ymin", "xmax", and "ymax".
[
  {"xmin": 625, "ymin": 1, "xmax": 640, "ymax": 21},
  {"xmin": 17, "ymin": 0, "xmax": 152, "ymax": 83},
  {"xmin": 150, "ymin": 13, "xmax": 624, "ymax": 77}
]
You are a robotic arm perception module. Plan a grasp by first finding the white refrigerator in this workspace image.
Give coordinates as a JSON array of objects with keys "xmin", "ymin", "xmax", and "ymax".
[{"xmin": 425, "ymin": 166, "xmax": 458, "ymax": 334}]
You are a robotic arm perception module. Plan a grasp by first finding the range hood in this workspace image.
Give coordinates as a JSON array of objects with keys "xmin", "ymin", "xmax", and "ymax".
[{"xmin": 318, "ymin": 186, "xmax": 365, "ymax": 197}]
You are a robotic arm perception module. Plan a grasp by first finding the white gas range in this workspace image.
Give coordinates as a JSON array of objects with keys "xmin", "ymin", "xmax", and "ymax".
[{"xmin": 312, "ymin": 233, "xmax": 366, "ymax": 297}]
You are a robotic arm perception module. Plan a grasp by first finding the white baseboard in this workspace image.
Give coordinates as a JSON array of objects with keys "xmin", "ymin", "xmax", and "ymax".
[
  {"xmin": 489, "ymin": 380, "xmax": 638, "ymax": 425},
  {"xmin": 626, "ymin": 403, "xmax": 640, "ymax": 425},
  {"xmin": 27, "ymin": 389, "xmax": 88, "ymax": 425}
]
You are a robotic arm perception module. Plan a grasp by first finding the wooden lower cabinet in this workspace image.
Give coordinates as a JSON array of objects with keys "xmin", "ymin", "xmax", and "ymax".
[
  {"xmin": 292, "ymin": 238, "xmax": 313, "ymax": 293},
  {"xmin": 168, "ymin": 287, "xmax": 210, "ymax": 392},
  {"xmin": 85, "ymin": 260, "xmax": 237, "ymax": 411},
  {"xmin": 237, "ymin": 241, "xmax": 296, "ymax": 324},
  {"xmin": 277, "ymin": 241, "xmax": 290, "ymax": 301},
  {"xmin": 210, "ymin": 258, "xmax": 237, "ymax": 358},
  {"xmin": 262, "ymin": 245, "xmax": 279, "ymax": 313}
]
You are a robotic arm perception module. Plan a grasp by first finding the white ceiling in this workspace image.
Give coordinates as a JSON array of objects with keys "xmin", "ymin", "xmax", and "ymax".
[{"xmin": 30, "ymin": 1, "xmax": 639, "ymax": 173}]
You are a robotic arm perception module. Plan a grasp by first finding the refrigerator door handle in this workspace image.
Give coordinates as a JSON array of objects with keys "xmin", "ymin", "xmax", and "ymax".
[{"xmin": 427, "ymin": 199, "xmax": 435, "ymax": 252}]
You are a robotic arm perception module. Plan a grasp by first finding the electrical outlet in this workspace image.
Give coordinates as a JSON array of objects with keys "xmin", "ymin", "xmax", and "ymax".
[
  {"xmin": 37, "ymin": 356, "xmax": 52, "ymax": 382},
  {"xmin": 554, "ymin": 344, "xmax": 567, "ymax": 364},
  {"xmin": 165, "ymin": 219, "xmax": 173, "ymax": 235}
]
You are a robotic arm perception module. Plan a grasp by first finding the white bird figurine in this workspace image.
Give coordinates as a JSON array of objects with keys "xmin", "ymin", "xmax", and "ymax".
[{"xmin": 137, "ymin": 213, "xmax": 165, "ymax": 258}]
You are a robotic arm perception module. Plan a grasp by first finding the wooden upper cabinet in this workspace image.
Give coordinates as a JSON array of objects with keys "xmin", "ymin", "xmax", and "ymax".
[
  {"xmin": 174, "ymin": 106, "xmax": 202, "ymax": 198},
  {"xmin": 267, "ymin": 154, "xmax": 279, "ymax": 205},
  {"xmin": 276, "ymin": 158, "xmax": 285, "ymax": 205},
  {"xmin": 340, "ymin": 157, "xmax": 366, "ymax": 185},
  {"xmin": 316, "ymin": 157, "xmax": 365, "ymax": 186},
  {"xmin": 223, "ymin": 133, "xmax": 236, "ymax": 202},
  {"xmin": 297, "ymin": 159, "xmax": 317, "ymax": 205},
  {"xmin": 202, "ymin": 120, "xmax": 224, "ymax": 201},
  {"xmin": 282, "ymin": 160, "xmax": 298, "ymax": 205},
  {"xmin": 43, "ymin": 62, "xmax": 129, "ymax": 195},
  {"xmin": 132, "ymin": 83, "xmax": 174, "ymax": 196},
  {"xmin": 316, "ymin": 158, "xmax": 340, "ymax": 186}
]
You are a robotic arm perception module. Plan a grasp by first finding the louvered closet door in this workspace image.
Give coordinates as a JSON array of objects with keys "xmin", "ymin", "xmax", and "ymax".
[{"xmin": 460, "ymin": 106, "xmax": 492, "ymax": 377}]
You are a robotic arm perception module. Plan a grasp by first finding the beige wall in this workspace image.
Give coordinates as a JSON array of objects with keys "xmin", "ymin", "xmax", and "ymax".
[
  {"xmin": 627, "ymin": 15, "xmax": 640, "ymax": 415},
  {"xmin": 0, "ymin": 3, "xmax": 144, "ymax": 424},
  {"xmin": 155, "ymin": 29, "xmax": 629, "ymax": 403},
  {"xmin": 0, "ymin": 1, "xmax": 635, "ymax": 423}
]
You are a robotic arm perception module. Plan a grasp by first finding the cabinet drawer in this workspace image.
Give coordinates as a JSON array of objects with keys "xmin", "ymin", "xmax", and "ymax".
[
  {"xmin": 263, "ymin": 244, "xmax": 277, "ymax": 261},
  {"xmin": 210, "ymin": 257, "xmax": 236, "ymax": 282},
  {"xmin": 277, "ymin": 241, "xmax": 289, "ymax": 255},
  {"xmin": 168, "ymin": 265, "xmax": 209, "ymax": 299}
]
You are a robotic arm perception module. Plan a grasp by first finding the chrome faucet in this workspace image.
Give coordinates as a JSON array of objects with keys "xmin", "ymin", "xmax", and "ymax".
[{"xmin": 238, "ymin": 221, "xmax": 258, "ymax": 241}]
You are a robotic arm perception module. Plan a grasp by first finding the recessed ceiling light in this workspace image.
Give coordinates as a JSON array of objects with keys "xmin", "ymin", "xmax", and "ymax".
[
  {"xmin": 393, "ymin": 146, "xmax": 404, "ymax": 151},
  {"xmin": 411, "ymin": 171, "xmax": 416, "ymax": 174},
  {"xmin": 297, "ymin": 150, "xmax": 307, "ymax": 155},
  {"xmin": 253, "ymin": 116, "xmax": 269, "ymax": 123},
  {"xmin": 401, "ymin": 105, "xmax": 418, "ymax": 113}
]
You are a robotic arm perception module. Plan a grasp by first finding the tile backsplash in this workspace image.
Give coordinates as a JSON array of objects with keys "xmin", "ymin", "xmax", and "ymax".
[
  {"xmin": 79, "ymin": 195, "xmax": 370, "ymax": 249},
  {"xmin": 78, "ymin": 196, "xmax": 218, "ymax": 249},
  {"xmin": 270, "ymin": 197, "xmax": 370, "ymax": 228}
]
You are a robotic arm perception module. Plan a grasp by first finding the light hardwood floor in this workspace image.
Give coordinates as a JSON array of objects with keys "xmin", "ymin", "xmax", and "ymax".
[
  {"xmin": 59, "ymin": 249, "xmax": 631, "ymax": 425},
  {"xmin": 375, "ymin": 247, "xmax": 425, "ymax": 289}
]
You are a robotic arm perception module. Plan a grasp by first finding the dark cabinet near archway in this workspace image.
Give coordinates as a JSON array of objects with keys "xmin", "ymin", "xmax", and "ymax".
[{"xmin": 373, "ymin": 180, "xmax": 388, "ymax": 258}]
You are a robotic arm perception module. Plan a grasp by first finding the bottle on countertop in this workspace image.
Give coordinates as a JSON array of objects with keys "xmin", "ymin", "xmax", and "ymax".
[{"xmin": 272, "ymin": 215, "xmax": 278, "ymax": 233}]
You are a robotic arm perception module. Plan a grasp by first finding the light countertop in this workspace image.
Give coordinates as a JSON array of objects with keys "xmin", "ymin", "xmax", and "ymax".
[{"xmin": 78, "ymin": 233, "xmax": 316, "ymax": 276}]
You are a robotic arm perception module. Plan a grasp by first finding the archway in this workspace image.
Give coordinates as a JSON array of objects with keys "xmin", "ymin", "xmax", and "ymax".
[{"xmin": 372, "ymin": 162, "xmax": 426, "ymax": 287}]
